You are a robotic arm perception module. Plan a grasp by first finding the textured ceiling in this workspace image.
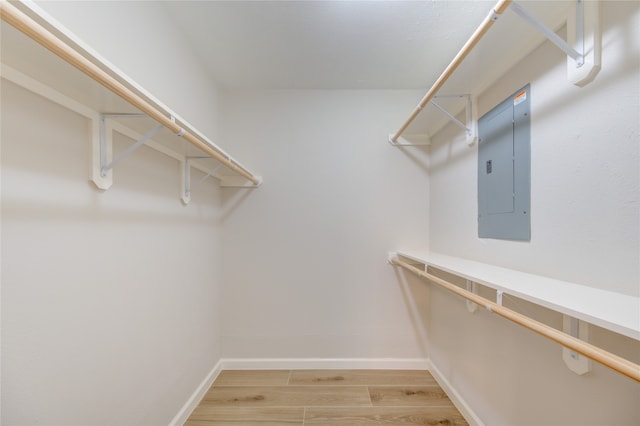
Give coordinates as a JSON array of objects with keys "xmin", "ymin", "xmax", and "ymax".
[{"xmin": 163, "ymin": 1, "xmax": 572, "ymax": 91}]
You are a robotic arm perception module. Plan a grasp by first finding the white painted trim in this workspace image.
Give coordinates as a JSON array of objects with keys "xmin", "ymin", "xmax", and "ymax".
[
  {"xmin": 169, "ymin": 360, "xmax": 223, "ymax": 426},
  {"xmin": 218, "ymin": 357, "xmax": 429, "ymax": 371},
  {"xmin": 427, "ymin": 359, "xmax": 484, "ymax": 426},
  {"xmin": 171, "ymin": 357, "xmax": 478, "ymax": 425}
]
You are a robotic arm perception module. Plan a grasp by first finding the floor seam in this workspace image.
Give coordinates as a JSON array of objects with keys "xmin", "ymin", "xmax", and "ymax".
[{"xmin": 186, "ymin": 370, "xmax": 467, "ymax": 425}]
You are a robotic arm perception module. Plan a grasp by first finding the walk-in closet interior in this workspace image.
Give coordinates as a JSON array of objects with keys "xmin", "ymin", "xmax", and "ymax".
[{"xmin": 1, "ymin": 0, "xmax": 639, "ymax": 424}]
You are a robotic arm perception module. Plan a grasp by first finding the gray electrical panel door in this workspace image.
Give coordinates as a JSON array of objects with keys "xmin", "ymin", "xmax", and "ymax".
[{"xmin": 478, "ymin": 84, "xmax": 531, "ymax": 240}]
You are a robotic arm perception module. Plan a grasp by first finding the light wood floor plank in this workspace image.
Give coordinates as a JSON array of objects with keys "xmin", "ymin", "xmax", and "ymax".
[
  {"xmin": 304, "ymin": 406, "xmax": 469, "ymax": 425},
  {"xmin": 368, "ymin": 385, "xmax": 455, "ymax": 407},
  {"xmin": 288, "ymin": 369, "xmax": 437, "ymax": 386},
  {"xmin": 214, "ymin": 370, "xmax": 291, "ymax": 386},
  {"xmin": 203, "ymin": 385, "xmax": 372, "ymax": 407},
  {"xmin": 185, "ymin": 406, "xmax": 304, "ymax": 425},
  {"xmin": 186, "ymin": 370, "xmax": 468, "ymax": 425}
]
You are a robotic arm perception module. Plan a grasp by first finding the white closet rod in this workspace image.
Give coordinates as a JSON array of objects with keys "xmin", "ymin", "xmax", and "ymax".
[
  {"xmin": 0, "ymin": 1, "xmax": 260, "ymax": 186},
  {"xmin": 391, "ymin": 256, "xmax": 640, "ymax": 383},
  {"xmin": 390, "ymin": 0, "xmax": 512, "ymax": 143}
]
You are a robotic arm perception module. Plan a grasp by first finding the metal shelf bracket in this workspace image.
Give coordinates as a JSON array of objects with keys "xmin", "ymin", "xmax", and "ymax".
[
  {"xmin": 388, "ymin": 133, "xmax": 431, "ymax": 146},
  {"xmin": 181, "ymin": 157, "xmax": 222, "ymax": 205},
  {"xmin": 92, "ymin": 113, "xmax": 162, "ymax": 190},
  {"xmin": 563, "ymin": 315, "xmax": 593, "ymax": 375},
  {"xmin": 510, "ymin": 0, "xmax": 600, "ymax": 86},
  {"xmin": 388, "ymin": 94, "xmax": 477, "ymax": 147},
  {"xmin": 466, "ymin": 280, "xmax": 478, "ymax": 313},
  {"xmin": 431, "ymin": 94, "xmax": 478, "ymax": 146}
]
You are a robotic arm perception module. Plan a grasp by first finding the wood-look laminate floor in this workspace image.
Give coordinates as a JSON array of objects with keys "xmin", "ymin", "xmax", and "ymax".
[{"xmin": 185, "ymin": 370, "xmax": 468, "ymax": 425}]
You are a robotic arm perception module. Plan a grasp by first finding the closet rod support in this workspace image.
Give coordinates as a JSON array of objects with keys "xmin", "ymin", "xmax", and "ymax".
[
  {"xmin": 466, "ymin": 280, "xmax": 478, "ymax": 313},
  {"xmin": 100, "ymin": 119, "xmax": 164, "ymax": 177},
  {"xmin": 169, "ymin": 115, "xmax": 186, "ymax": 137},
  {"xmin": 429, "ymin": 100, "xmax": 470, "ymax": 133},
  {"xmin": 388, "ymin": 134, "xmax": 431, "ymax": 146},
  {"xmin": 193, "ymin": 164, "xmax": 222, "ymax": 189},
  {"xmin": 182, "ymin": 157, "xmax": 224, "ymax": 204},
  {"xmin": 562, "ymin": 315, "xmax": 592, "ymax": 375},
  {"xmin": 429, "ymin": 94, "xmax": 476, "ymax": 144},
  {"xmin": 510, "ymin": 1, "xmax": 583, "ymax": 66}
]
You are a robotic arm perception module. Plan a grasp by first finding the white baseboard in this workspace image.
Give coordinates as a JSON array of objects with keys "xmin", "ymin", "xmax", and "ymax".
[
  {"xmin": 427, "ymin": 359, "xmax": 484, "ymax": 426},
  {"xmin": 218, "ymin": 357, "xmax": 429, "ymax": 370},
  {"xmin": 171, "ymin": 357, "xmax": 483, "ymax": 426},
  {"xmin": 169, "ymin": 360, "xmax": 223, "ymax": 426}
]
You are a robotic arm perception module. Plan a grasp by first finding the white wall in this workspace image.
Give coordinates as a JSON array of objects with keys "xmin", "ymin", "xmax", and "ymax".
[
  {"xmin": 2, "ymin": 2, "xmax": 226, "ymax": 424},
  {"xmin": 1, "ymin": 80, "xmax": 222, "ymax": 425},
  {"xmin": 424, "ymin": 1, "xmax": 640, "ymax": 424},
  {"xmin": 219, "ymin": 90, "xmax": 430, "ymax": 361}
]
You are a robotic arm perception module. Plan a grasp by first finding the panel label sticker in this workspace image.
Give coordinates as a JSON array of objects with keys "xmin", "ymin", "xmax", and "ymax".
[{"xmin": 514, "ymin": 89, "xmax": 527, "ymax": 106}]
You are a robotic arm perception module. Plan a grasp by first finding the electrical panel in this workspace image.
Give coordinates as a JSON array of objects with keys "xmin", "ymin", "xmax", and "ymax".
[{"xmin": 478, "ymin": 84, "xmax": 531, "ymax": 241}]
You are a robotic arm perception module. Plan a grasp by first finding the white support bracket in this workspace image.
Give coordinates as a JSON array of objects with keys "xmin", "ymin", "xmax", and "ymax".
[
  {"xmin": 90, "ymin": 114, "xmax": 109, "ymax": 189},
  {"xmin": 181, "ymin": 157, "xmax": 223, "ymax": 205},
  {"xmin": 466, "ymin": 280, "xmax": 478, "ymax": 313},
  {"xmin": 219, "ymin": 175, "xmax": 264, "ymax": 188},
  {"xmin": 388, "ymin": 94, "xmax": 477, "ymax": 147},
  {"xmin": 388, "ymin": 134, "xmax": 431, "ymax": 146},
  {"xmin": 510, "ymin": 0, "xmax": 600, "ymax": 86},
  {"xmin": 102, "ymin": 123, "xmax": 163, "ymax": 176},
  {"xmin": 181, "ymin": 157, "xmax": 263, "ymax": 202},
  {"xmin": 562, "ymin": 315, "xmax": 593, "ymax": 375},
  {"xmin": 92, "ymin": 114, "xmax": 114, "ymax": 190},
  {"xmin": 430, "ymin": 94, "xmax": 477, "ymax": 146},
  {"xmin": 91, "ymin": 113, "xmax": 160, "ymax": 190},
  {"xmin": 566, "ymin": 0, "xmax": 600, "ymax": 86}
]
